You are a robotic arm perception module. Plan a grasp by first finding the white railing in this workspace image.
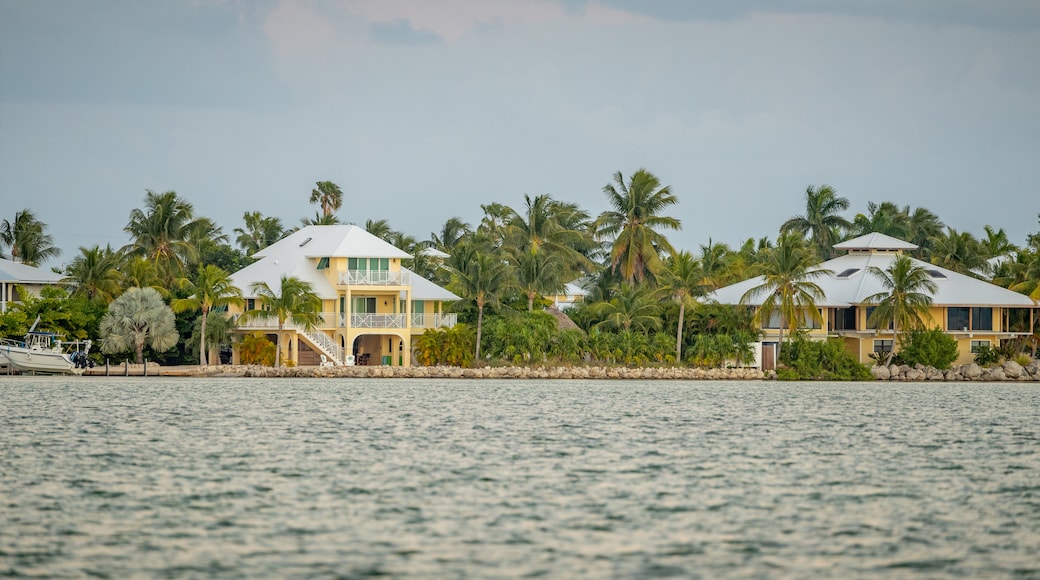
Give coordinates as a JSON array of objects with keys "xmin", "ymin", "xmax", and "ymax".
[
  {"xmin": 339, "ymin": 270, "xmax": 410, "ymax": 286},
  {"xmin": 235, "ymin": 314, "xmax": 280, "ymax": 329},
  {"xmin": 298, "ymin": 325, "xmax": 344, "ymax": 364},
  {"xmin": 351, "ymin": 313, "xmax": 408, "ymax": 328},
  {"xmin": 411, "ymin": 313, "xmax": 458, "ymax": 328},
  {"xmin": 231, "ymin": 314, "xmax": 344, "ymax": 364}
]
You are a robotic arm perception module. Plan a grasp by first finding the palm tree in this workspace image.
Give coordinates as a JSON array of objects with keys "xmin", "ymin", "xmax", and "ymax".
[
  {"xmin": 364, "ymin": 219, "xmax": 395, "ymax": 242},
  {"xmin": 0, "ymin": 209, "xmax": 61, "ymax": 266},
  {"xmin": 448, "ymin": 246, "xmax": 510, "ymax": 361},
  {"xmin": 780, "ymin": 184, "xmax": 851, "ymax": 260},
  {"xmin": 863, "ymin": 254, "xmax": 938, "ymax": 364},
  {"xmin": 234, "ymin": 211, "xmax": 285, "ymax": 255},
  {"xmin": 930, "ymin": 227, "xmax": 987, "ymax": 277},
  {"xmin": 980, "ymin": 225, "xmax": 1017, "ymax": 261},
  {"xmin": 906, "ymin": 206, "xmax": 944, "ymax": 258},
  {"xmin": 699, "ymin": 239, "xmax": 736, "ymax": 290},
  {"xmin": 852, "ymin": 201, "xmax": 910, "ymax": 239},
  {"xmin": 62, "ymin": 245, "xmax": 122, "ymax": 303},
  {"xmin": 593, "ymin": 284, "xmax": 662, "ymax": 333},
  {"xmin": 120, "ymin": 256, "xmax": 168, "ymax": 297},
  {"xmin": 597, "ymin": 168, "xmax": 681, "ymax": 285},
  {"xmin": 429, "ymin": 217, "xmax": 472, "ymax": 254},
  {"xmin": 656, "ymin": 251, "xmax": 707, "ymax": 363},
  {"xmin": 122, "ymin": 190, "xmax": 202, "ymax": 282},
  {"xmin": 245, "ymin": 275, "xmax": 323, "ymax": 368},
  {"xmin": 171, "ymin": 264, "xmax": 244, "ymax": 366},
  {"xmin": 741, "ymin": 233, "xmax": 830, "ymax": 357},
  {"xmin": 99, "ymin": 287, "xmax": 180, "ymax": 364},
  {"xmin": 300, "ymin": 212, "xmax": 342, "ymax": 226},
  {"xmin": 511, "ymin": 249, "xmax": 565, "ymax": 311},
  {"xmin": 310, "ymin": 181, "xmax": 344, "ymax": 219}
]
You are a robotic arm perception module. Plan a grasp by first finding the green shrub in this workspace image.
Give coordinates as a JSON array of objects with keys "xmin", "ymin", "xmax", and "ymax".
[
  {"xmin": 239, "ymin": 332, "xmax": 275, "ymax": 366},
  {"xmin": 777, "ymin": 335, "xmax": 871, "ymax": 380},
  {"xmin": 973, "ymin": 343, "xmax": 1000, "ymax": 366},
  {"xmin": 900, "ymin": 328, "xmax": 959, "ymax": 370}
]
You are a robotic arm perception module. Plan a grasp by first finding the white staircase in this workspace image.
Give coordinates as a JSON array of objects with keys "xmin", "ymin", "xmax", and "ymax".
[{"xmin": 295, "ymin": 326, "xmax": 345, "ymax": 365}]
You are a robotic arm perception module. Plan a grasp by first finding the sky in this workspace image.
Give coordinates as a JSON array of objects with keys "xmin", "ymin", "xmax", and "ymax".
[{"xmin": 2, "ymin": 0, "xmax": 1039, "ymax": 269}]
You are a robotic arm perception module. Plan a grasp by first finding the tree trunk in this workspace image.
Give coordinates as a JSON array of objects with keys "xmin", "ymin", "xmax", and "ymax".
[
  {"xmin": 475, "ymin": 305, "xmax": 484, "ymax": 361},
  {"xmin": 199, "ymin": 309, "xmax": 208, "ymax": 366},
  {"xmin": 675, "ymin": 302, "xmax": 685, "ymax": 364},
  {"xmin": 528, "ymin": 292, "xmax": 536, "ymax": 312},
  {"xmin": 777, "ymin": 317, "xmax": 785, "ymax": 360},
  {"xmin": 275, "ymin": 324, "xmax": 283, "ymax": 368},
  {"xmin": 885, "ymin": 320, "xmax": 899, "ymax": 366}
]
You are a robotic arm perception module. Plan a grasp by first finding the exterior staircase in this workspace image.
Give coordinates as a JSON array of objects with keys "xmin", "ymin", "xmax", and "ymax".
[{"xmin": 294, "ymin": 325, "xmax": 345, "ymax": 365}]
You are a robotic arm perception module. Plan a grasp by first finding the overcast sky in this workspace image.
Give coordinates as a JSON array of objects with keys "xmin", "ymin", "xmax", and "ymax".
[{"xmin": 2, "ymin": 0, "xmax": 1039, "ymax": 268}]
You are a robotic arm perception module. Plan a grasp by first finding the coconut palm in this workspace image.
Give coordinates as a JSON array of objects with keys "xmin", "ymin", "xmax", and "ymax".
[
  {"xmin": 171, "ymin": 264, "xmax": 244, "ymax": 366},
  {"xmin": 906, "ymin": 206, "xmax": 944, "ymax": 258},
  {"xmin": 0, "ymin": 209, "xmax": 61, "ymax": 266},
  {"xmin": 300, "ymin": 212, "xmax": 341, "ymax": 226},
  {"xmin": 864, "ymin": 254, "xmax": 939, "ymax": 364},
  {"xmin": 930, "ymin": 227, "xmax": 987, "ymax": 277},
  {"xmin": 429, "ymin": 217, "xmax": 472, "ymax": 254},
  {"xmin": 363, "ymin": 218, "xmax": 395, "ymax": 242},
  {"xmin": 741, "ymin": 233, "xmax": 830, "ymax": 357},
  {"xmin": 62, "ymin": 245, "xmax": 123, "ymax": 303},
  {"xmin": 656, "ymin": 251, "xmax": 708, "ymax": 363},
  {"xmin": 99, "ymin": 287, "xmax": 180, "ymax": 364},
  {"xmin": 699, "ymin": 239, "xmax": 736, "ymax": 290},
  {"xmin": 780, "ymin": 184, "xmax": 851, "ymax": 260},
  {"xmin": 510, "ymin": 249, "xmax": 566, "ymax": 311},
  {"xmin": 593, "ymin": 284, "xmax": 662, "ymax": 333},
  {"xmin": 448, "ymin": 245, "xmax": 511, "ymax": 361},
  {"xmin": 980, "ymin": 225, "xmax": 1017, "ymax": 261},
  {"xmin": 120, "ymin": 255, "xmax": 168, "ymax": 297},
  {"xmin": 234, "ymin": 211, "xmax": 285, "ymax": 255},
  {"xmin": 122, "ymin": 190, "xmax": 203, "ymax": 282},
  {"xmin": 597, "ymin": 168, "xmax": 681, "ymax": 285},
  {"xmin": 852, "ymin": 201, "xmax": 911, "ymax": 239},
  {"xmin": 310, "ymin": 181, "xmax": 344, "ymax": 219},
  {"xmin": 245, "ymin": 275, "xmax": 322, "ymax": 368}
]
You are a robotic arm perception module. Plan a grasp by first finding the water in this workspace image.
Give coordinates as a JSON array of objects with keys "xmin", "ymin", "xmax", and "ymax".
[{"xmin": 2, "ymin": 378, "xmax": 1039, "ymax": 578}]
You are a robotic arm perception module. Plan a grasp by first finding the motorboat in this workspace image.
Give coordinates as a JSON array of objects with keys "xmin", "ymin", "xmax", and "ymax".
[{"xmin": 0, "ymin": 318, "xmax": 93, "ymax": 375}]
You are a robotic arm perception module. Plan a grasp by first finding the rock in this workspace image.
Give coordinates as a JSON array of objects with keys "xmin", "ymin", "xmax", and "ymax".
[
  {"xmin": 1003, "ymin": 360, "xmax": 1024, "ymax": 379},
  {"xmin": 961, "ymin": 363, "xmax": 982, "ymax": 379},
  {"xmin": 984, "ymin": 368, "xmax": 1007, "ymax": 382},
  {"xmin": 872, "ymin": 365, "xmax": 891, "ymax": 380},
  {"xmin": 905, "ymin": 369, "xmax": 925, "ymax": 381}
]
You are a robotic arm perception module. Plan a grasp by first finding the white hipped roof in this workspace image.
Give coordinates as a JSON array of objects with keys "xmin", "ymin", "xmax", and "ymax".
[
  {"xmin": 709, "ymin": 234, "xmax": 1036, "ymax": 308},
  {"xmin": 0, "ymin": 258, "xmax": 64, "ymax": 284},
  {"xmin": 231, "ymin": 225, "xmax": 456, "ymax": 301}
]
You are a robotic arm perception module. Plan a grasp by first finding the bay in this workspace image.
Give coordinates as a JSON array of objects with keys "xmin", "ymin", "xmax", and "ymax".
[{"xmin": 2, "ymin": 377, "xmax": 1039, "ymax": 578}]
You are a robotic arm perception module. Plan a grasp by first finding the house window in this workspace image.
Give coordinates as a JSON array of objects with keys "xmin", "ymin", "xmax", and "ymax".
[
  {"xmin": 970, "ymin": 340, "xmax": 990, "ymax": 353},
  {"xmin": 348, "ymin": 258, "xmax": 390, "ymax": 271},
  {"xmin": 246, "ymin": 298, "xmax": 255, "ymax": 311},
  {"xmin": 833, "ymin": 307, "xmax": 857, "ymax": 331},
  {"xmin": 836, "ymin": 268, "xmax": 860, "ymax": 279},
  {"xmin": 413, "ymin": 301, "xmax": 425, "ymax": 314},
  {"xmin": 971, "ymin": 307, "xmax": 992, "ymax": 331},
  {"xmin": 873, "ymin": 339, "xmax": 893, "ymax": 354},
  {"xmin": 352, "ymin": 296, "xmax": 377, "ymax": 313},
  {"xmin": 948, "ymin": 307, "xmax": 969, "ymax": 331},
  {"xmin": 865, "ymin": 306, "xmax": 893, "ymax": 330},
  {"xmin": 317, "ymin": 257, "xmax": 330, "ymax": 270},
  {"xmin": 763, "ymin": 311, "xmax": 781, "ymax": 329}
]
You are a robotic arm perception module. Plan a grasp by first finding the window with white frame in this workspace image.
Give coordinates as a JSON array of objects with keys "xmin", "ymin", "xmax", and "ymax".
[
  {"xmin": 873, "ymin": 339, "xmax": 893, "ymax": 354},
  {"xmin": 970, "ymin": 340, "xmax": 990, "ymax": 353}
]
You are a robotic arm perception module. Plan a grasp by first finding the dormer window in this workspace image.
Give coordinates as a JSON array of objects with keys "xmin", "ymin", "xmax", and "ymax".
[{"xmin": 317, "ymin": 257, "xmax": 330, "ymax": 270}]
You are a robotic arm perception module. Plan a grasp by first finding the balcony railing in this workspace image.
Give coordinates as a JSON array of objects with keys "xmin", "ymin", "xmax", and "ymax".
[
  {"xmin": 235, "ymin": 312, "xmax": 457, "ymax": 330},
  {"xmin": 338, "ymin": 270, "xmax": 410, "ymax": 286}
]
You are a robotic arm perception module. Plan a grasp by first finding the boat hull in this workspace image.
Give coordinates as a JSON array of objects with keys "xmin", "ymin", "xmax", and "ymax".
[{"xmin": 0, "ymin": 345, "xmax": 76, "ymax": 375}]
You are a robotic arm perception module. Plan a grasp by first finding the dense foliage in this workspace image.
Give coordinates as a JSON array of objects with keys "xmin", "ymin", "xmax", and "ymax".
[
  {"xmin": 777, "ymin": 334, "xmax": 872, "ymax": 380},
  {"xmin": 899, "ymin": 328, "xmax": 960, "ymax": 370}
]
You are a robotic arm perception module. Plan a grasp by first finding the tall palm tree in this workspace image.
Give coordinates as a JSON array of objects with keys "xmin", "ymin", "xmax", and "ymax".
[
  {"xmin": 429, "ymin": 217, "xmax": 472, "ymax": 254},
  {"xmin": 99, "ymin": 287, "xmax": 180, "ymax": 364},
  {"xmin": 310, "ymin": 181, "xmax": 344, "ymax": 219},
  {"xmin": 120, "ymin": 255, "xmax": 168, "ymax": 297},
  {"xmin": 62, "ymin": 245, "xmax": 123, "ymax": 303},
  {"xmin": 780, "ymin": 184, "xmax": 851, "ymax": 260},
  {"xmin": 906, "ymin": 206, "xmax": 944, "ymax": 258},
  {"xmin": 234, "ymin": 211, "xmax": 285, "ymax": 255},
  {"xmin": 122, "ymin": 190, "xmax": 202, "ymax": 282},
  {"xmin": 864, "ymin": 254, "xmax": 938, "ymax": 364},
  {"xmin": 300, "ymin": 212, "xmax": 342, "ymax": 226},
  {"xmin": 448, "ymin": 246, "xmax": 511, "ymax": 361},
  {"xmin": 171, "ymin": 264, "xmax": 244, "ymax": 366},
  {"xmin": 930, "ymin": 227, "xmax": 987, "ymax": 277},
  {"xmin": 852, "ymin": 201, "xmax": 911, "ymax": 239},
  {"xmin": 597, "ymin": 168, "xmax": 681, "ymax": 285},
  {"xmin": 364, "ymin": 219, "xmax": 395, "ymax": 242},
  {"xmin": 0, "ymin": 209, "xmax": 61, "ymax": 266},
  {"xmin": 656, "ymin": 251, "xmax": 707, "ymax": 363},
  {"xmin": 741, "ymin": 233, "xmax": 830, "ymax": 357},
  {"xmin": 593, "ymin": 284, "xmax": 662, "ymax": 333},
  {"xmin": 511, "ymin": 249, "xmax": 565, "ymax": 311},
  {"xmin": 699, "ymin": 239, "xmax": 736, "ymax": 290},
  {"xmin": 980, "ymin": 225, "xmax": 1017, "ymax": 261},
  {"xmin": 246, "ymin": 275, "xmax": 322, "ymax": 368}
]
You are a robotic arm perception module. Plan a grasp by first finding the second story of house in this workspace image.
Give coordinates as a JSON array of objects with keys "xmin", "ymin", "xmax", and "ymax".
[
  {"xmin": 228, "ymin": 225, "xmax": 460, "ymax": 328},
  {"xmin": 1, "ymin": 257, "xmax": 64, "ymax": 314}
]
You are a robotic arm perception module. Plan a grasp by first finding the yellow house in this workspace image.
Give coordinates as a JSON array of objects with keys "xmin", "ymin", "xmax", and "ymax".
[
  {"xmin": 709, "ymin": 233, "xmax": 1038, "ymax": 369},
  {"xmin": 228, "ymin": 225, "xmax": 460, "ymax": 367},
  {"xmin": 1, "ymin": 257, "xmax": 65, "ymax": 314}
]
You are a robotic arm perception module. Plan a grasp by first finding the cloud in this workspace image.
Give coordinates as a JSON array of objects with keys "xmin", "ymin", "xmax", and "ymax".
[
  {"xmin": 369, "ymin": 19, "xmax": 441, "ymax": 44},
  {"xmin": 263, "ymin": 0, "xmax": 339, "ymax": 60}
]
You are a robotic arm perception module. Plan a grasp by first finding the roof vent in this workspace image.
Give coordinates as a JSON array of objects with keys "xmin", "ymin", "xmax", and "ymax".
[{"xmin": 299, "ymin": 237, "xmax": 312, "ymax": 247}]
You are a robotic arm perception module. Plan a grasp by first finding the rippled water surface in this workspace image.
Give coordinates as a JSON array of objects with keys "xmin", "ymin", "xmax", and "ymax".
[{"xmin": 2, "ymin": 378, "xmax": 1040, "ymax": 578}]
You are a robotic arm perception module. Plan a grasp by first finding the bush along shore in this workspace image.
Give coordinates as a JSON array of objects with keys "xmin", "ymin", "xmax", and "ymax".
[{"xmin": 870, "ymin": 359, "xmax": 1040, "ymax": 382}]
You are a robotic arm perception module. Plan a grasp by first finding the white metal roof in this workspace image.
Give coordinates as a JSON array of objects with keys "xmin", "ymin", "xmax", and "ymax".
[
  {"xmin": 231, "ymin": 225, "xmax": 457, "ymax": 302},
  {"xmin": 0, "ymin": 258, "xmax": 64, "ymax": 284},
  {"xmin": 833, "ymin": 232, "xmax": 918, "ymax": 251},
  {"xmin": 709, "ymin": 237, "xmax": 1036, "ymax": 308}
]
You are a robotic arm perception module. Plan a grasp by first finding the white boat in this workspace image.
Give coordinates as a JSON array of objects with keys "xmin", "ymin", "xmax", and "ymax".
[{"xmin": 0, "ymin": 329, "xmax": 92, "ymax": 376}]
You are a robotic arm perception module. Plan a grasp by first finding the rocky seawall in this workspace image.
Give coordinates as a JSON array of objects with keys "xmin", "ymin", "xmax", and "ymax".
[
  {"xmin": 870, "ymin": 360, "xmax": 1040, "ymax": 382},
  {"xmin": 175, "ymin": 364, "xmax": 772, "ymax": 380}
]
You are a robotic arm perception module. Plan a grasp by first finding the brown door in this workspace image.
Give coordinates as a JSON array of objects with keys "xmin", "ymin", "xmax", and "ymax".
[{"xmin": 762, "ymin": 343, "xmax": 776, "ymax": 371}]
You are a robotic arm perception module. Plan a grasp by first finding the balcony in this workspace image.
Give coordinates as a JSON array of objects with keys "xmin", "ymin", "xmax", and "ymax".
[
  {"xmin": 339, "ymin": 270, "xmax": 410, "ymax": 286},
  {"xmin": 412, "ymin": 313, "xmax": 458, "ymax": 329},
  {"xmin": 235, "ymin": 311, "xmax": 457, "ymax": 330}
]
